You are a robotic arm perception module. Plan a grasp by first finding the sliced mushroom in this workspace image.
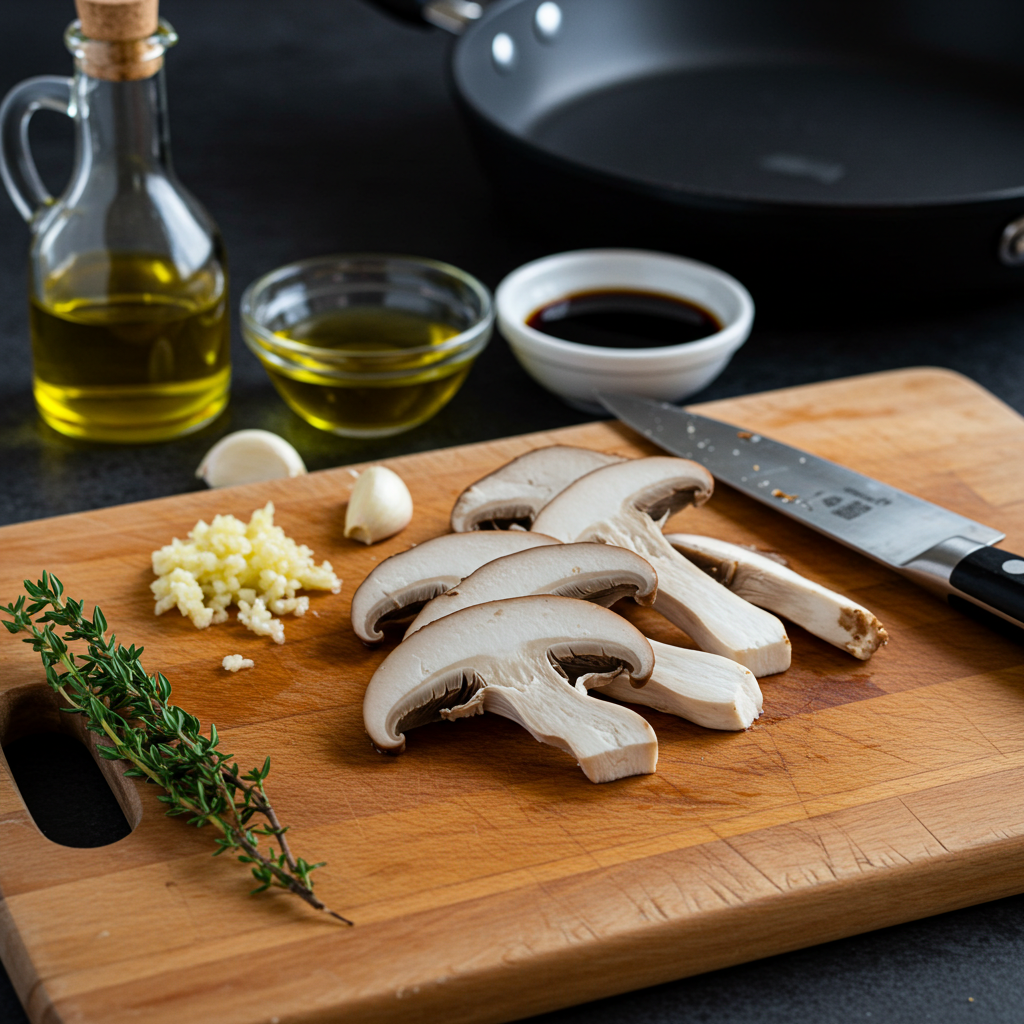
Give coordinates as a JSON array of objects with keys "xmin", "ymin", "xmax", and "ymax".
[
  {"xmin": 406, "ymin": 543, "xmax": 762, "ymax": 729},
  {"xmin": 595, "ymin": 640, "xmax": 762, "ymax": 731},
  {"xmin": 350, "ymin": 531, "xmax": 558, "ymax": 643},
  {"xmin": 665, "ymin": 534, "xmax": 889, "ymax": 660},
  {"xmin": 404, "ymin": 542, "xmax": 657, "ymax": 636},
  {"xmin": 531, "ymin": 457, "xmax": 792, "ymax": 677},
  {"xmin": 450, "ymin": 445, "xmax": 624, "ymax": 532},
  {"xmin": 363, "ymin": 595, "xmax": 658, "ymax": 783}
]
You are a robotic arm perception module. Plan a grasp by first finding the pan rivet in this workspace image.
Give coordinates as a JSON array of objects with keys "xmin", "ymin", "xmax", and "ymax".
[
  {"xmin": 534, "ymin": 2, "xmax": 562, "ymax": 40},
  {"xmin": 998, "ymin": 216, "xmax": 1024, "ymax": 266},
  {"xmin": 491, "ymin": 32, "xmax": 516, "ymax": 71}
]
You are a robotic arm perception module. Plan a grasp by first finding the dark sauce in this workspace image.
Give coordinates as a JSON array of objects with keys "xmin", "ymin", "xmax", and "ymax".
[{"xmin": 526, "ymin": 289, "xmax": 722, "ymax": 349}]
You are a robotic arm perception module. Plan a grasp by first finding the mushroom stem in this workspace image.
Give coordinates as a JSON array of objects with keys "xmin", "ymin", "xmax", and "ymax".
[
  {"xmin": 664, "ymin": 534, "xmax": 889, "ymax": 660},
  {"xmin": 592, "ymin": 640, "xmax": 762, "ymax": 730},
  {"xmin": 639, "ymin": 529, "xmax": 792, "ymax": 678},
  {"xmin": 447, "ymin": 672, "xmax": 659, "ymax": 784}
]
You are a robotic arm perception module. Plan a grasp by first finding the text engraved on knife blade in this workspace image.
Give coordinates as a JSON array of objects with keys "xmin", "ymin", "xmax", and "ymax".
[
  {"xmin": 599, "ymin": 394, "xmax": 1002, "ymax": 567},
  {"xmin": 678, "ymin": 419, "xmax": 997, "ymax": 564}
]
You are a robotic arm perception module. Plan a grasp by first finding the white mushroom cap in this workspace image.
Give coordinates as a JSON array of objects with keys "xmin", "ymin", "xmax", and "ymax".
[
  {"xmin": 532, "ymin": 458, "xmax": 792, "ymax": 677},
  {"xmin": 450, "ymin": 446, "xmax": 625, "ymax": 532},
  {"xmin": 350, "ymin": 531, "xmax": 559, "ymax": 643},
  {"xmin": 531, "ymin": 456, "xmax": 714, "ymax": 539},
  {"xmin": 665, "ymin": 534, "xmax": 889, "ymax": 660},
  {"xmin": 405, "ymin": 542, "xmax": 657, "ymax": 637},
  {"xmin": 362, "ymin": 595, "xmax": 658, "ymax": 783}
]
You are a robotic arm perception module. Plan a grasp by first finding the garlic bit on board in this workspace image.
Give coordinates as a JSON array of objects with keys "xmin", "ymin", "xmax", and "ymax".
[{"xmin": 344, "ymin": 466, "xmax": 413, "ymax": 545}]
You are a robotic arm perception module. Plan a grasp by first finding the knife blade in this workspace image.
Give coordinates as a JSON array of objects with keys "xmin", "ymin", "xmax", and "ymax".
[{"xmin": 599, "ymin": 392, "xmax": 1024, "ymax": 635}]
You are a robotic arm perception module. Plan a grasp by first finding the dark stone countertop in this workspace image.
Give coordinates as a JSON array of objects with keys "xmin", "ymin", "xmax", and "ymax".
[{"xmin": 0, "ymin": 2, "xmax": 1021, "ymax": 1022}]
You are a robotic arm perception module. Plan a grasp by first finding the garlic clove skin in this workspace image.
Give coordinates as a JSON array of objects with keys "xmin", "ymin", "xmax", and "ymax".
[
  {"xmin": 344, "ymin": 466, "xmax": 413, "ymax": 545},
  {"xmin": 197, "ymin": 430, "xmax": 307, "ymax": 488}
]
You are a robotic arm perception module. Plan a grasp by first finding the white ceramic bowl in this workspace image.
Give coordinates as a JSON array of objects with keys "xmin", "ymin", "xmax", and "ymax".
[{"xmin": 495, "ymin": 249, "xmax": 754, "ymax": 413}]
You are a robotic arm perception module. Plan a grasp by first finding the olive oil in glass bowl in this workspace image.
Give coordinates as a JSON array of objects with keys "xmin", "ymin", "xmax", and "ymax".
[{"xmin": 241, "ymin": 256, "xmax": 494, "ymax": 438}]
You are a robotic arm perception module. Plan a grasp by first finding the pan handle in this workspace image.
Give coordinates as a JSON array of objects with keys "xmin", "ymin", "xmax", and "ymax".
[{"xmin": 368, "ymin": 0, "xmax": 487, "ymax": 34}]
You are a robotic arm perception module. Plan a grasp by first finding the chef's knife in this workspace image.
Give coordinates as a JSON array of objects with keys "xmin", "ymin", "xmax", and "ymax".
[{"xmin": 599, "ymin": 393, "xmax": 1024, "ymax": 635}]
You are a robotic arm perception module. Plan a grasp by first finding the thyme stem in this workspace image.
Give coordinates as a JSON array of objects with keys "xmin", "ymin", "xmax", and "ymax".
[{"xmin": 2, "ymin": 572, "xmax": 351, "ymax": 925}]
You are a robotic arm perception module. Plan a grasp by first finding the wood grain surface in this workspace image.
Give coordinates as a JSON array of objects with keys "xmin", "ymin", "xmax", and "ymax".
[{"xmin": 1, "ymin": 367, "xmax": 1022, "ymax": 1024}]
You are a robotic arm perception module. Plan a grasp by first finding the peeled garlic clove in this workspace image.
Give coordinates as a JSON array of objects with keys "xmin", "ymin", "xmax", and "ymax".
[
  {"xmin": 197, "ymin": 430, "xmax": 307, "ymax": 489},
  {"xmin": 344, "ymin": 466, "xmax": 413, "ymax": 545}
]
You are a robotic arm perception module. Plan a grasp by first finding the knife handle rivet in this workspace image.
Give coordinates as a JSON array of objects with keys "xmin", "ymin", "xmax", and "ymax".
[{"xmin": 1000, "ymin": 559, "xmax": 1024, "ymax": 575}]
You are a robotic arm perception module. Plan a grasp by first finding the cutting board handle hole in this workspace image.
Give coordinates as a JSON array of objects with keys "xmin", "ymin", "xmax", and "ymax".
[{"xmin": 1, "ymin": 683, "xmax": 141, "ymax": 847}]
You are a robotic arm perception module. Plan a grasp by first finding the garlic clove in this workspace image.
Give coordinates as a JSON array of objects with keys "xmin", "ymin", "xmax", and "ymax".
[
  {"xmin": 344, "ymin": 466, "xmax": 413, "ymax": 545},
  {"xmin": 196, "ymin": 430, "xmax": 307, "ymax": 489}
]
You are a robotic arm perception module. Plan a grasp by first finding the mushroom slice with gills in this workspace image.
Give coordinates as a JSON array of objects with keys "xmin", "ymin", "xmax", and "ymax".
[
  {"xmin": 363, "ymin": 595, "xmax": 658, "ymax": 783},
  {"xmin": 404, "ymin": 542, "xmax": 658, "ymax": 636},
  {"xmin": 350, "ymin": 531, "xmax": 559, "ymax": 644},
  {"xmin": 405, "ymin": 542, "xmax": 762, "ymax": 730},
  {"xmin": 531, "ymin": 457, "xmax": 792, "ymax": 678},
  {"xmin": 664, "ymin": 534, "xmax": 889, "ymax": 660},
  {"xmin": 450, "ymin": 446, "xmax": 625, "ymax": 532}
]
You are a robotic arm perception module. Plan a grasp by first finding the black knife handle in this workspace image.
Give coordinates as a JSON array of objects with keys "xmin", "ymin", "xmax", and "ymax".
[{"xmin": 949, "ymin": 546, "xmax": 1024, "ymax": 630}]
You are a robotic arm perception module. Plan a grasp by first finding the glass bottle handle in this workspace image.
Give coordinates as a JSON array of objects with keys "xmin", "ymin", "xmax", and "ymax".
[{"xmin": 0, "ymin": 76, "xmax": 74, "ymax": 224}]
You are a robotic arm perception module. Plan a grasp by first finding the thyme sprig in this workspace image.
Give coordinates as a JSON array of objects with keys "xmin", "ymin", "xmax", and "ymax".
[{"xmin": 2, "ymin": 572, "xmax": 351, "ymax": 925}]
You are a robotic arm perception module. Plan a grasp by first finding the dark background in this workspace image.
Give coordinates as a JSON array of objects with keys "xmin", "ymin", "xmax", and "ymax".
[{"xmin": 0, "ymin": 1, "xmax": 1022, "ymax": 1022}]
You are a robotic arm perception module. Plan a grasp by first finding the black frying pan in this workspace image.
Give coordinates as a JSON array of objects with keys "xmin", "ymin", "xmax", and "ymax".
[{"xmin": 374, "ymin": 0, "xmax": 1024, "ymax": 298}]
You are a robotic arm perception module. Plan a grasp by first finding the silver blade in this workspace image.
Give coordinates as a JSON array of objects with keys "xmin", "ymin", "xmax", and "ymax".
[{"xmin": 600, "ymin": 393, "xmax": 1003, "ymax": 568}]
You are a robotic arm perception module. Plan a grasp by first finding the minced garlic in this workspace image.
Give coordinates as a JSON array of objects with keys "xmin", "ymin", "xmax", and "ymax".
[
  {"xmin": 222, "ymin": 655, "xmax": 255, "ymax": 672},
  {"xmin": 151, "ymin": 501, "xmax": 341, "ymax": 643}
]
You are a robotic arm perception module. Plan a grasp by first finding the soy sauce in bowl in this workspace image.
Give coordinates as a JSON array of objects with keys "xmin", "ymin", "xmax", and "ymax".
[{"xmin": 526, "ymin": 289, "xmax": 722, "ymax": 349}]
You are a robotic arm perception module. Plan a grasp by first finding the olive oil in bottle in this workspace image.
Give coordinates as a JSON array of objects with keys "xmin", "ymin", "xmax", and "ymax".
[
  {"xmin": 31, "ymin": 252, "xmax": 229, "ymax": 442},
  {"xmin": 266, "ymin": 308, "xmax": 472, "ymax": 437},
  {"xmin": 0, "ymin": 0, "xmax": 230, "ymax": 442}
]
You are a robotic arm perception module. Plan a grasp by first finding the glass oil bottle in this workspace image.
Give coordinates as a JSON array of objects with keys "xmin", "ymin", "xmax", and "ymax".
[{"xmin": 0, "ymin": 0, "xmax": 229, "ymax": 442}]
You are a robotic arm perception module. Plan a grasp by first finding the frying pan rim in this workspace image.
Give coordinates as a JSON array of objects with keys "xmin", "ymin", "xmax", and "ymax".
[{"xmin": 450, "ymin": 0, "xmax": 1024, "ymax": 213}]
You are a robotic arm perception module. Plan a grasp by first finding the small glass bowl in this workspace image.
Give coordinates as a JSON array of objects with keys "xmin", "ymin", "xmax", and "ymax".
[{"xmin": 241, "ymin": 254, "xmax": 494, "ymax": 438}]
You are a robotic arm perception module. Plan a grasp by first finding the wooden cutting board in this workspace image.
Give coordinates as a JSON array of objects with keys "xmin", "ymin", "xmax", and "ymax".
[{"xmin": 1, "ymin": 367, "xmax": 1022, "ymax": 1024}]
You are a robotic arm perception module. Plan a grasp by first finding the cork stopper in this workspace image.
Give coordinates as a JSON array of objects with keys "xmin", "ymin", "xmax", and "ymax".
[
  {"xmin": 75, "ymin": 0, "xmax": 159, "ymax": 41},
  {"xmin": 71, "ymin": 0, "xmax": 167, "ymax": 81}
]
